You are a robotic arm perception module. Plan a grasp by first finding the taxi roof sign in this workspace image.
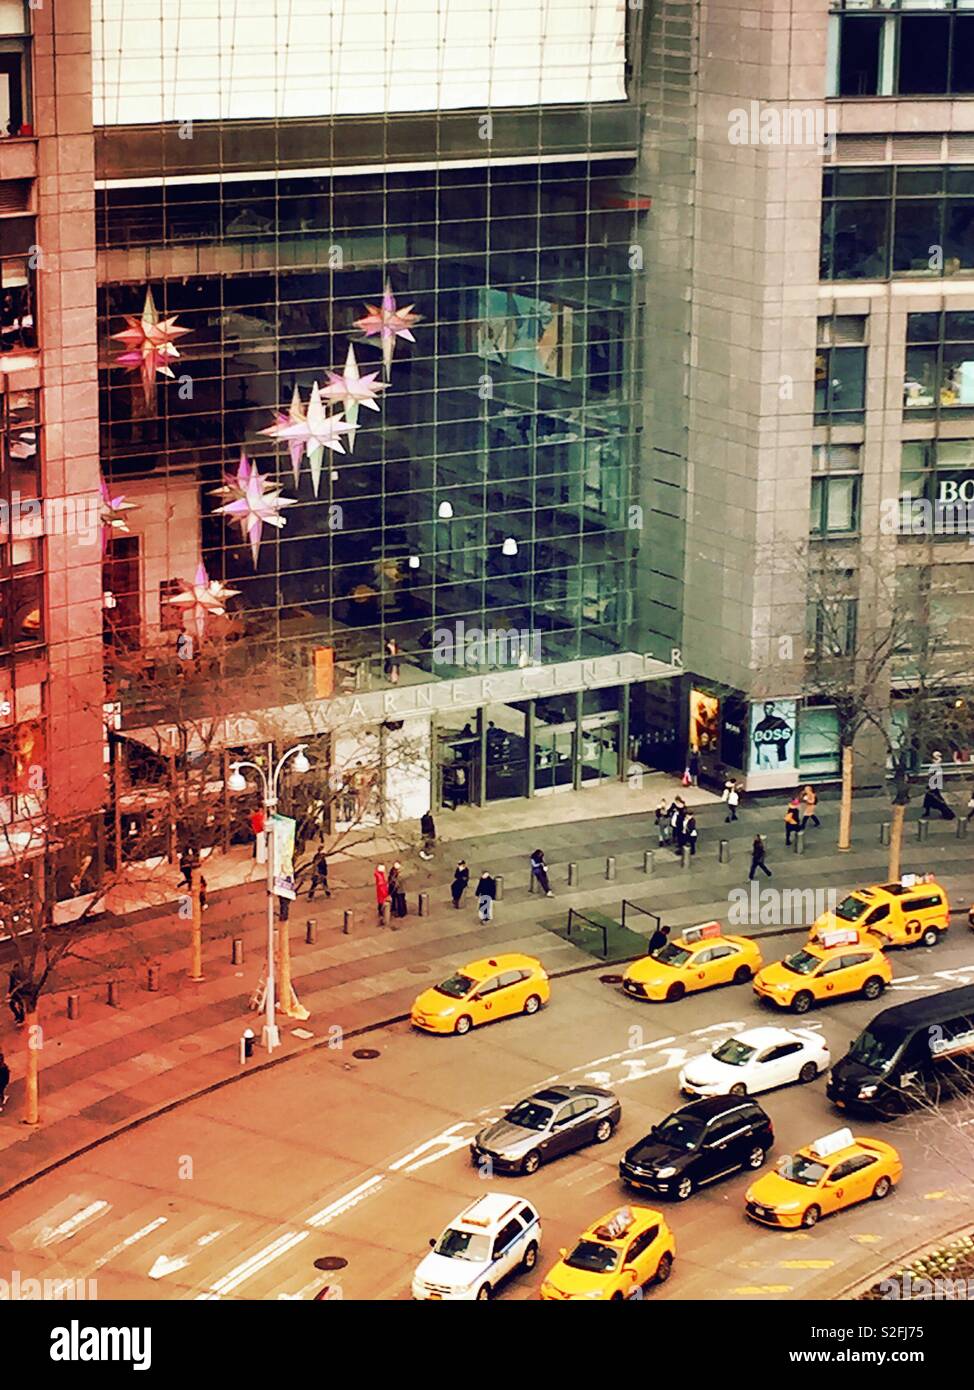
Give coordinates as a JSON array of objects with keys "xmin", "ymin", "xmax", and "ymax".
[
  {"xmin": 682, "ymin": 921, "xmax": 722, "ymax": 944},
  {"xmin": 818, "ymin": 927, "xmax": 859, "ymax": 950},
  {"xmin": 808, "ymin": 1127, "xmax": 854, "ymax": 1159},
  {"xmin": 594, "ymin": 1206, "xmax": 634, "ymax": 1241}
]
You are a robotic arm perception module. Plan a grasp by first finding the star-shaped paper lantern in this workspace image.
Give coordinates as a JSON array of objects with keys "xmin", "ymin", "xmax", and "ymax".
[
  {"xmin": 216, "ymin": 454, "xmax": 296, "ymax": 566},
  {"xmin": 99, "ymin": 478, "xmax": 138, "ymax": 554},
  {"xmin": 264, "ymin": 383, "xmax": 350, "ymax": 495},
  {"xmin": 167, "ymin": 563, "xmax": 239, "ymax": 642},
  {"xmin": 353, "ymin": 279, "xmax": 422, "ymax": 378},
  {"xmin": 321, "ymin": 344, "xmax": 388, "ymax": 450},
  {"xmin": 258, "ymin": 385, "xmax": 307, "ymax": 487},
  {"xmin": 112, "ymin": 287, "xmax": 191, "ymax": 407}
]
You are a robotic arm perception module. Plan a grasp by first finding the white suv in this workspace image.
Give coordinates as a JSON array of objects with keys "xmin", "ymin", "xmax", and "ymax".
[{"xmin": 412, "ymin": 1193, "xmax": 542, "ymax": 1301}]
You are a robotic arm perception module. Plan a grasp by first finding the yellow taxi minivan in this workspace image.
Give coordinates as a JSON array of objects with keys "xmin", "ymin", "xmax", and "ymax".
[
  {"xmin": 809, "ymin": 875, "xmax": 949, "ymax": 951},
  {"xmin": 540, "ymin": 1204, "xmax": 675, "ymax": 1300},
  {"xmin": 410, "ymin": 953, "xmax": 550, "ymax": 1035},
  {"xmin": 622, "ymin": 922, "xmax": 763, "ymax": 1003},
  {"xmin": 753, "ymin": 929, "xmax": 892, "ymax": 1014}
]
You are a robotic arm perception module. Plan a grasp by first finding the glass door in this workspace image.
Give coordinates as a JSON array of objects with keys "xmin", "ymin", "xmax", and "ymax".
[
  {"xmin": 534, "ymin": 725, "xmax": 576, "ymax": 793},
  {"xmin": 579, "ymin": 716, "xmax": 620, "ymax": 784}
]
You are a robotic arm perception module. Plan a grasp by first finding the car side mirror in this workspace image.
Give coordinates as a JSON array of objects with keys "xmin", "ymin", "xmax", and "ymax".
[
  {"xmin": 776, "ymin": 1156, "xmax": 792, "ymax": 1173},
  {"xmin": 429, "ymin": 1238, "xmax": 436, "ymax": 1248},
  {"xmin": 558, "ymin": 1247, "xmax": 568, "ymax": 1259}
]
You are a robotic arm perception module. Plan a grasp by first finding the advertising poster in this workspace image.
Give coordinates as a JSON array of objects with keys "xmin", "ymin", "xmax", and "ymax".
[
  {"xmin": 271, "ymin": 813, "xmax": 297, "ymax": 899},
  {"xmin": 748, "ymin": 699, "xmax": 797, "ymax": 774},
  {"xmin": 689, "ymin": 688, "xmax": 720, "ymax": 754}
]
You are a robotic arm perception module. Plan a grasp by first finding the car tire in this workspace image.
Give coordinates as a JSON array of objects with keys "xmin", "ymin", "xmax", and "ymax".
[
  {"xmin": 522, "ymin": 1150, "xmax": 541, "ymax": 1176},
  {"xmin": 733, "ymin": 965, "xmax": 753, "ymax": 984},
  {"xmin": 675, "ymin": 1175, "xmax": 694, "ymax": 1201},
  {"xmin": 655, "ymin": 1252, "xmax": 673, "ymax": 1284},
  {"xmin": 921, "ymin": 927, "xmax": 940, "ymax": 948},
  {"xmin": 801, "ymin": 1205, "xmax": 821, "ymax": 1229},
  {"xmin": 872, "ymin": 1175, "xmax": 892, "ymax": 1201},
  {"xmin": 477, "ymin": 1282, "xmax": 492, "ymax": 1301},
  {"xmin": 523, "ymin": 994, "xmax": 541, "ymax": 1015},
  {"xmin": 746, "ymin": 1145, "xmax": 765, "ymax": 1170},
  {"xmin": 862, "ymin": 976, "xmax": 885, "ymax": 1001},
  {"xmin": 729, "ymin": 1082, "xmax": 747, "ymax": 1097},
  {"xmin": 666, "ymin": 982, "xmax": 686, "ymax": 1002},
  {"xmin": 792, "ymin": 991, "xmax": 813, "ymax": 1014},
  {"xmin": 521, "ymin": 1241, "xmax": 539, "ymax": 1272},
  {"xmin": 454, "ymin": 1014, "xmax": 473, "ymax": 1035},
  {"xmin": 594, "ymin": 1117, "xmax": 614, "ymax": 1143},
  {"xmin": 610, "ymin": 1290, "xmax": 625, "ymax": 1301},
  {"xmin": 798, "ymin": 1061, "xmax": 818, "ymax": 1084}
]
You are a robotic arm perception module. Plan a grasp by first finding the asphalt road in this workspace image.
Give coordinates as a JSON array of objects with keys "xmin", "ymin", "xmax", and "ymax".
[{"xmin": 2, "ymin": 929, "xmax": 974, "ymax": 1302}]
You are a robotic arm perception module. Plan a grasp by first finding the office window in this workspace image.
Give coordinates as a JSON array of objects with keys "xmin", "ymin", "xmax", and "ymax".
[
  {"xmin": 811, "ymin": 476, "xmax": 861, "ymax": 536},
  {"xmin": 821, "ymin": 166, "xmax": 974, "ymax": 281},
  {"xmin": 899, "ymin": 439, "xmax": 974, "ymax": 538},
  {"xmin": 815, "ymin": 316, "xmax": 867, "ymax": 424},
  {"xmin": 904, "ymin": 311, "xmax": 974, "ymax": 416},
  {"xmin": 832, "ymin": 4, "xmax": 974, "ymax": 98},
  {"xmin": 806, "ymin": 597, "xmax": 858, "ymax": 658}
]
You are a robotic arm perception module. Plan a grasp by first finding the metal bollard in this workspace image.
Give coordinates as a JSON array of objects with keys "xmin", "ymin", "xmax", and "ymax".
[
  {"xmin": 528, "ymin": 871, "xmax": 537, "ymax": 893},
  {"xmin": 880, "ymin": 822, "xmax": 890, "ymax": 846},
  {"xmin": 605, "ymin": 856, "xmax": 616, "ymax": 881},
  {"xmin": 917, "ymin": 818, "xmax": 929, "ymax": 841},
  {"xmin": 568, "ymin": 862, "xmax": 578, "ymax": 886},
  {"xmin": 343, "ymin": 909, "xmax": 354, "ymax": 935},
  {"xmin": 795, "ymin": 831, "xmax": 805, "ymax": 856},
  {"xmin": 418, "ymin": 891, "xmax": 430, "ymax": 917},
  {"xmin": 146, "ymin": 963, "xmax": 160, "ymax": 992},
  {"xmin": 67, "ymin": 992, "xmax": 80, "ymax": 1020},
  {"xmin": 231, "ymin": 937, "xmax": 244, "ymax": 965},
  {"xmin": 240, "ymin": 1028, "xmax": 255, "ymax": 1064},
  {"xmin": 643, "ymin": 850, "xmax": 654, "ymax": 875},
  {"xmin": 957, "ymin": 817, "xmax": 969, "ymax": 839},
  {"xmin": 718, "ymin": 839, "xmax": 729, "ymax": 864},
  {"xmin": 306, "ymin": 919, "xmax": 317, "ymax": 945},
  {"xmin": 107, "ymin": 979, "xmax": 120, "ymax": 1008},
  {"xmin": 381, "ymin": 899, "xmax": 392, "ymax": 928},
  {"xmin": 495, "ymin": 874, "xmax": 504, "ymax": 901},
  {"xmin": 681, "ymin": 846, "xmax": 690, "ymax": 869}
]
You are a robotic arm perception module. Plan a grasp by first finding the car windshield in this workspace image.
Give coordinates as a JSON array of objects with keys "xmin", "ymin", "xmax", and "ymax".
[
  {"xmin": 434, "ymin": 972, "xmax": 476, "ymax": 999},
  {"xmin": 653, "ymin": 943, "xmax": 690, "ymax": 967},
  {"xmin": 434, "ymin": 1228, "xmax": 491, "ymax": 1262},
  {"xmin": 849, "ymin": 1027, "xmax": 901, "ymax": 1072},
  {"xmin": 834, "ymin": 894, "xmax": 870, "ymax": 922},
  {"xmin": 564, "ymin": 1240, "xmax": 619, "ymax": 1273},
  {"xmin": 778, "ymin": 1154, "xmax": 827, "ymax": 1186},
  {"xmin": 712, "ymin": 1039, "xmax": 756, "ymax": 1067},
  {"xmin": 654, "ymin": 1115, "xmax": 705, "ymax": 1150},
  {"xmin": 781, "ymin": 950, "xmax": 820, "ymax": 976},
  {"xmin": 506, "ymin": 1101, "xmax": 554, "ymax": 1131}
]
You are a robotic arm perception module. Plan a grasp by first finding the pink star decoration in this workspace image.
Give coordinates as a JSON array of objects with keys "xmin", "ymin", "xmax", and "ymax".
[
  {"xmin": 99, "ymin": 478, "xmax": 138, "ymax": 555},
  {"xmin": 260, "ymin": 383, "xmax": 350, "ymax": 495},
  {"xmin": 112, "ymin": 287, "xmax": 191, "ymax": 406},
  {"xmin": 259, "ymin": 385, "xmax": 307, "ymax": 488},
  {"xmin": 167, "ymin": 563, "xmax": 239, "ymax": 642},
  {"xmin": 214, "ymin": 453, "xmax": 296, "ymax": 567},
  {"xmin": 321, "ymin": 344, "xmax": 388, "ymax": 450},
  {"xmin": 353, "ymin": 279, "xmax": 422, "ymax": 378}
]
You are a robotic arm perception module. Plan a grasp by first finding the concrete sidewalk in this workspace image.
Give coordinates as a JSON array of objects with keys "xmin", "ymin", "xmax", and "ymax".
[{"xmin": 1, "ymin": 786, "xmax": 972, "ymax": 1198}]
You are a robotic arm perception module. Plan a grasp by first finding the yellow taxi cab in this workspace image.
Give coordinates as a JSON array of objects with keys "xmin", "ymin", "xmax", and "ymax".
[
  {"xmin": 745, "ymin": 1127, "xmax": 902, "ymax": 1229},
  {"xmin": 809, "ymin": 875, "xmax": 949, "ymax": 950},
  {"xmin": 622, "ymin": 922, "xmax": 763, "ymax": 1003},
  {"xmin": 410, "ymin": 953, "xmax": 550, "ymax": 1035},
  {"xmin": 753, "ymin": 928, "xmax": 892, "ymax": 1014},
  {"xmin": 540, "ymin": 1204, "xmax": 675, "ymax": 1300}
]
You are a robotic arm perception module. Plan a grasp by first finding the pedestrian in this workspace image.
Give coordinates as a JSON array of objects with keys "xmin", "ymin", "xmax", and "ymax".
[
  {"xmin": 530, "ymin": 848, "xmax": 553, "ymax": 897},
  {"xmin": 749, "ymin": 835, "xmax": 772, "ymax": 879},
  {"xmin": 722, "ymin": 776, "xmax": 740, "ymax": 822},
  {"xmin": 451, "ymin": 860, "xmax": 469, "ymax": 909},
  {"xmin": 668, "ymin": 797, "xmax": 686, "ymax": 853},
  {"xmin": 784, "ymin": 797, "xmax": 801, "ymax": 846},
  {"xmin": 198, "ymin": 874, "xmax": 208, "ymax": 913},
  {"xmin": 178, "ymin": 848, "xmax": 195, "ymax": 890},
  {"xmin": 688, "ymin": 748, "xmax": 700, "ymax": 787},
  {"xmin": 648, "ymin": 924, "xmax": 669, "ymax": 955},
  {"xmin": 249, "ymin": 807, "xmax": 265, "ymax": 858},
  {"xmin": 308, "ymin": 848, "xmax": 331, "ymax": 899},
  {"xmin": 655, "ymin": 799, "xmax": 672, "ymax": 846},
  {"xmin": 390, "ymin": 862, "xmax": 408, "ymax": 918},
  {"xmin": 800, "ymin": 784, "xmax": 820, "ymax": 830},
  {"xmin": 374, "ymin": 864, "xmax": 389, "ymax": 923},
  {"xmin": 419, "ymin": 808, "xmax": 436, "ymax": 860},
  {"xmin": 966, "ymin": 786, "xmax": 974, "ymax": 823},
  {"xmin": 476, "ymin": 870, "xmax": 497, "ymax": 923},
  {"xmin": 683, "ymin": 812, "xmax": 698, "ymax": 856},
  {"xmin": 921, "ymin": 754, "xmax": 955, "ymax": 819},
  {"xmin": 383, "ymin": 637, "xmax": 401, "ymax": 685},
  {"xmin": 0, "ymin": 1049, "xmax": 8, "ymax": 1112},
  {"xmin": 7, "ymin": 965, "xmax": 26, "ymax": 1026}
]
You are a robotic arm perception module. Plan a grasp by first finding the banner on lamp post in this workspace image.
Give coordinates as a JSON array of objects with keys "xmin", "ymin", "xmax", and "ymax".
[{"xmin": 271, "ymin": 813, "xmax": 297, "ymax": 899}]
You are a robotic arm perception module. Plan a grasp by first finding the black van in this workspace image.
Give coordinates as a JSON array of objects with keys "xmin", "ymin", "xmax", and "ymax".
[{"xmin": 827, "ymin": 984, "xmax": 974, "ymax": 1116}]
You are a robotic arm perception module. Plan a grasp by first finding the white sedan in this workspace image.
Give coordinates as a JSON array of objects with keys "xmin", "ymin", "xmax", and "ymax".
[{"xmin": 678, "ymin": 1026, "xmax": 831, "ymax": 1098}]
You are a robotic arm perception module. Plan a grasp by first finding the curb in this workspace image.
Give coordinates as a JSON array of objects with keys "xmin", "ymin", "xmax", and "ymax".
[{"xmin": 833, "ymin": 1218, "xmax": 974, "ymax": 1300}]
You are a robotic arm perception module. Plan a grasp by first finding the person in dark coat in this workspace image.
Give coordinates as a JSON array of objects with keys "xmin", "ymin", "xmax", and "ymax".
[
  {"xmin": 688, "ymin": 748, "xmax": 700, "ymax": 786},
  {"xmin": 784, "ymin": 798, "xmax": 802, "ymax": 846},
  {"xmin": 419, "ymin": 809, "xmax": 436, "ymax": 859},
  {"xmin": 749, "ymin": 835, "xmax": 772, "ymax": 880},
  {"xmin": 648, "ymin": 924, "xmax": 669, "ymax": 956},
  {"xmin": 921, "ymin": 755, "xmax": 954, "ymax": 819},
  {"xmin": 530, "ymin": 849, "xmax": 553, "ymax": 896},
  {"xmin": 0, "ymin": 1050, "xmax": 8, "ymax": 1112},
  {"xmin": 683, "ymin": 813, "xmax": 698, "ymax": 856},
  {"xmin": 668, "ymin": 798, "xmax": 686, "ymax": 854},
  {"xmin": 308, "ymin": 848, "xmax": 330, "ymax": 899},
  {"xmin": 7, "ymin": 965, "xmax": 26, "ymax": 1025},
  {"xmin": 198, "ymin": 875, "xmax": 208, "ymax": 913},
  {"xmin": 178, "ymin": 848, "xmax": 195, "ymax": 890},
  {"xmin": 476, "ymin": 871, "xmax": 497, "ymax": 923},
  {"xmin": 389, "ymin": 862, "xmax": 408, "ymax": 918},
  {"xmin": 451, "ymin": 860, "xmax": 469, "ymax": 909}
]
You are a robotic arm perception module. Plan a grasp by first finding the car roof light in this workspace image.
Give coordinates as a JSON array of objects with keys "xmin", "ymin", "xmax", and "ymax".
[
  {"xmin": 808, "ymin": 1127, "xmax": 854, "ymax": 1159},
  {"xmin": 594, "ymin": 1206, "xmax": 634, "ymax": 1240}
]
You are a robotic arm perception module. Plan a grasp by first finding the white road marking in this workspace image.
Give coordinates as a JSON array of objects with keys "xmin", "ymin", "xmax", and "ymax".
[
  {"xmin": 149, "ymin": 1254, "xmax": 189, "ymax": 1280},
  {"xmin": 91, "ymin": 1217, "xmax": 168, "ymax": 1271},
  {"xmin": 308, "ymin": 1175, "xmax": 384, "ymax": 1226},
  {"xmin": 37, "ymin": 1201, "xmax": 110, "ymax": 1248},
  {"xmin": 197, "ymin": 1230, "xmax": 310, "ymax": 1299},
  {"xmin": 390, "ymin": 1124, "xmax": 477, "ymax": 1174}
]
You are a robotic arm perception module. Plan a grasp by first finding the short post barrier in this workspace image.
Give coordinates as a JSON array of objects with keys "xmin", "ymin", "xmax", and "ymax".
[
  {"xmin": 231, "ymin": 937, "xmax": 244, "ymax": 965},
  {"xmin": 343, "ymin": 910, "xmax": 354, "ymax": 935},
  {"xmin": 568, "ymin": 862, "xmax": 578, "ymax": 886},
  {"xmin": 240, "ymin": 1028, "xmax": 256, "ymax": 1065},
  {"xmin": 67, "ymin": 992, "xmax": 80, "ymax": 1020},
  {"xmin": 917, "ymin": 818, "xmax": 929, "ymax": 842},
  {"xmin": 495, "ymin": 875, "xmax": 504, "ymax": 901},
  {"xmin": 643, "ymin": 850, "xmax": 654, "ymax": 875},
  {"xmin": 146, "ymin": 963, "xmax": 160, "ymax": 992},
  {"xmin": 605, "ymin": 856, "xmax": 616, "ymax": 881},
  {"xmin": 880, "ymin": 822, "xmax": 890, "ymax": 846},
  {"xmin": 418, "ymin": 891, "xmax": 430, "ymax": 917},
  {"xmin": 795, "ymin": 831, "xmax": 805, "ymax": 856},
  {"xmin": 107, "ymin": 979, "xmax": 120, "ymax": 1008},
  {"xmin": 718, "ymin": 839, "xmax": 729, "ymax": 863},
  {"xmin": 305, "ymin": 919, "xmax": 317, "ymax": 945}
]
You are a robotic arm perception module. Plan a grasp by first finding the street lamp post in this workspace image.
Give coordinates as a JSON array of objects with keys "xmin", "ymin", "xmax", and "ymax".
[{"xmin": 228, "ymin": 741, "xmax": 309, "ymax": 1052}]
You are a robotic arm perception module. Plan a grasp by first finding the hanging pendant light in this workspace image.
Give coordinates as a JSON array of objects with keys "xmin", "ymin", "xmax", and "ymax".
[
  {"xmin": 501, "ymin": 537, "xmax": 518, "ymax": 556},
  {"xmin": 437, "ymin": 500, "xmax": 454, "ymax": 519}
]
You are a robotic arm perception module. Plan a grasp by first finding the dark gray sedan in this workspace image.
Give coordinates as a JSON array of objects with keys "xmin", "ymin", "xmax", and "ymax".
[{"xmin": 470, "ymin": 1084, "xmax": 621, "ymax": 1175}]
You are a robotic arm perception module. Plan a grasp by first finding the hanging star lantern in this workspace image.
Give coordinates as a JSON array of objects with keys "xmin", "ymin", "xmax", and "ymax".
[
  {"xmin": 112, "ymin": 287, "xmax": 191, "ymax": 407},
  {"xmin": 258, "ymin": 384, "xmax": 308, "ymax": 487},
  {"xmin": 321, "ymin": 344, "xmax": 388, "ymax": 450},
  {"xmin": 265, "ymin": 382, "xmax": 350, "ymax": 495},
  {"xmin": 99, "ymin": 478, "xmax": 138, "ymax": 554},
  {"xmin": 215, "ymin": 454, "xmax": 296, "ymax": 567},
  {"xmin": 167, "ymin": 562, "xmax": 239, "ymax": 642},
  {"xmin": 353, "ymin": 279, "xmax": 422, "ymax": 378}
]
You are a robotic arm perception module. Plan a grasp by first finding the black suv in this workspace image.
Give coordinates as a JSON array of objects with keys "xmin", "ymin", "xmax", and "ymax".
[{"xmin": 619, "ymin": 1096, "xmax": 774, "ymax": 1201}]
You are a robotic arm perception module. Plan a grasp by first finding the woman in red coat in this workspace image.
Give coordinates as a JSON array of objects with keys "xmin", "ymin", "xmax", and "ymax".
[{"xmin": 374, "ymin": 864, "xmax": 389, "ymax": 924}]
